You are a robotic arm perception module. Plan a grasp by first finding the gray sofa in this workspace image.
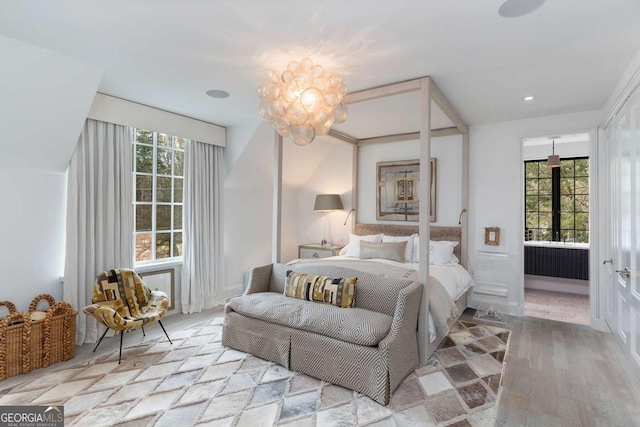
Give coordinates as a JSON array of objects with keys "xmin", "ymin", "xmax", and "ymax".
[{"xmin": 221, "ymin": 263, "xmax": 423, "ymax": 405}]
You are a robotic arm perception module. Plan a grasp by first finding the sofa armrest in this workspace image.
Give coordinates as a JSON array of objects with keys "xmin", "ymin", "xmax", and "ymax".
[
  {"xmin": 379, "ymin": 281, "xmax": 423, "ymax": 393},
  {"xmin": 244, "ymin": 264, "xmax": 273, "ymax": 295}
]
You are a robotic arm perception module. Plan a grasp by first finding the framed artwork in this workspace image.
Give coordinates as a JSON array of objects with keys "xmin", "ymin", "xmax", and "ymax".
[
  {"xmin": 376, "ymin": 158, "xmax": 436, "ymax": 222},
  {"xmin": 485, "ymin": 227, "xmax": 500, "ymax": 246},
  {"xmin": 140, "ymin": 269, "xmax": 175, "ymax": 310}
]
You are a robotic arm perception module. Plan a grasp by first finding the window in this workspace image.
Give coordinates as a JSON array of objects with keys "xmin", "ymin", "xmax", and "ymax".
[
  {"xmin": 524, "ymin": 157, "xmax": 589, "ymax": 243},
  {"xmin": 133, "ymin": 129, "xmax": 186, "ymax": 263}
]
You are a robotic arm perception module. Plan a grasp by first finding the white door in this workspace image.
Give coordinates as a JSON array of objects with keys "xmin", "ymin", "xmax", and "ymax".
[{"xmin": 605, "ymin": 87, "xmax": 640, "ymax": 377}]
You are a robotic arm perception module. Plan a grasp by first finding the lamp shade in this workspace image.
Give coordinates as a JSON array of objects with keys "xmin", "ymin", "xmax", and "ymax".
[
  {"xmin": 547, "ymin": 154, "xmax": 560, "ymax": 168},
  {"xmin": 314, "ymin": 194, "xmax": 343, "ymax": 211}
]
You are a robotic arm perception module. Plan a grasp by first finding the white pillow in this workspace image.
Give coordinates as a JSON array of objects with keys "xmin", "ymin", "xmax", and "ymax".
[
  {"xmin": 339, "ymin": 233, "xmax": 384, "ymax": 258},
  {"xmin": 429, "ymin": 240, "xmax": 459, "ymax": 265},
  {"xmin": 412, "ymin": 237, "xmax": 459, "ymax": 265},
  {"xmin": 382, "ymin": 235, "xmax": 414, "ymax": 262}
]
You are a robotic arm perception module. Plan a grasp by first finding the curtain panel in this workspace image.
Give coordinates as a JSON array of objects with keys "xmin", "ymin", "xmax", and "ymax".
[
  {"xmin": 63, "ymin": 119, "xmax": 133, "ymax": 345},
  {"xmin": 181, "ymin": 141, "xmax": 225, "ymax": 313}
]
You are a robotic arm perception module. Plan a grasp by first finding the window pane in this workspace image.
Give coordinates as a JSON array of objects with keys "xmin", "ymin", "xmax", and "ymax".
[
  {"xmin": 156, "ymin": 233, "xmax": 171, "ymax": 259},
  {"xmin": 575, "ymin": 194, "xmax": 589, "ymax": 212},
  {"xmin": 526, "ymin": 213, "xmax": 539, "ymax": 228},
  {"xmin": 561, "ymin": 230, "xmax": 574, "ymax": 242},
  {"xmin": 539, "ymin": 164, "xmax": 552, "ymax": 178},
  {"xmin": 174, "ymin": 151, "xmax": 184, "ymax": 176},
  {"xmin": 561, "ymin": 195, "xmax": 574, "ymax": 212},
  {"xmin": 136, "ymin": 175, "xmax": 152, "ymax": 202},
  {"xmin": 538, "ymin": 229, "xmax": 552, "ymax": 241},
  {"xmin": 135, "ymin": 233, "xmax": 152, "ymax": 262},
  {"xmin": 575, "ymin": 177, "xmax": 589, "ymax": 194},
  {"xmin": 561, "ymin": 213, "xmax": 574, "ymax": 230},
  {"xmin": 538, "ymin": 178, "xmax": 552, "ymax": 195},
  {"xmin": 136, "ymin": 205, "xmax": 152, "ymax": 231},
  {"xmin": 560, "ymin": 178, "xmax": 574, "ymax": 194},
  {"xmin": 525, "ymin": 196, "xmax": 538, "ymax": 211},
  {"xmin": 575, "ymin": 212, "xmax": 589, "ymax": 230},
  {"xmin": 525, "ymin": 162, "xmax": 538, "ymax": 178},
  {"xmin": 174, "ymin": 178, "xmax": 183, "ymax": 203},
  {"xmin": 157, "ymin": 148, "xmax": 172, "ymax": 175},
  {"xmin": 174, "ymin": 137, "xmax": 186, "ymax": 150},
  {"xmin": 576, "ymin": 230, "xmax": 589, "ymax": 243},
  {"xmin": 136, "ymin": 129, "xmax": 153, "ymax": 145},
  {"xmin": 173, "ymin": 232, "xmax": 183, "ymax": 257},
  {"xmin": 561, "ymin": 160, "xmax": 575, "ymax": 177},
  {"xmin": 136, "ymin": 145, "xmax": 153, "ymax": 173},
  {"xmin": 539, "ymin": 213, "xmax": 552, "ymax": 229},
  {"xmin": 174, "ymin": 205, "xmax": 182, "ymax": 229},
  {"xmin": 158, "ymin": 133, "xmax": 171, "ymax": 147},
  {"xmin": 575, "ymin": 159, "xmax": 589, "ymax": 176},
  {"xmin": 156, "ymin": 205, "xmax": 171, "ymax": 230},
  {"xmin": 157, "ymin": 177, "xmax": 172, "ymax": 203},
  {"xmin": 539, "ymin": 196, "xmax": 552, "ymax": 211},
  {"xmin": 525, "ymin": 179, "xmax": 538, "ymax": 195}
]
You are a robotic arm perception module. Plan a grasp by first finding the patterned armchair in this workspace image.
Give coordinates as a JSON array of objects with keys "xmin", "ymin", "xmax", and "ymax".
[{"xmin": 83, "ymin": 268, "xmax": 172, "ymax": 363}]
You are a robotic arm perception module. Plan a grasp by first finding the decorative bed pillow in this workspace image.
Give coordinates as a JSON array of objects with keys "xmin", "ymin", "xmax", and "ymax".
[
  {"xmin": 412, "ymin": 237, "xmax": 459, "ymax": 265},
  {"xmin": 382, "ymin": 234, "xmax": 415, "ymax": 262},
  {"xmin": 359, "ymin": 241, "xmax": 407, "ymax": 263},
  {"xmin": 338, "ymin": 233, "xmax": 384, "ymax": 257},
  {"xmin": 284, "ymin": 271, "xmax": 357, "ymax": 308}
]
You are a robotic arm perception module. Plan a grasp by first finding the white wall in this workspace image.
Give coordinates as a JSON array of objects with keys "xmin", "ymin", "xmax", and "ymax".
[
  {"xmin": 468, "ymin": 110, "xmax": 602, "ymax": 315},
  {"xmin": 0, "ymin": 169, "xmax": 67, "ymax": 310},
  {"xmin": 523, "ymin": 140, "xmax": 590, "ymax": 161},
  {"xmin": 358, "ymin": 134, "xmax": 463, "ymax": 226}
]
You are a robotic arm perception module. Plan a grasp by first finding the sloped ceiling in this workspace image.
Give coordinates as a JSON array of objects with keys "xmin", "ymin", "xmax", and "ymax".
[{"xmin": 0, "ymin": 35, "xmax": 103, "ymax": 172}]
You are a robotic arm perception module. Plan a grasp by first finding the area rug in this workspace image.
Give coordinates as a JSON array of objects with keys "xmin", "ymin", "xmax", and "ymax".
[{"xmin": 0, "ymin": 317, "xmax": 511, "ymax": 427}]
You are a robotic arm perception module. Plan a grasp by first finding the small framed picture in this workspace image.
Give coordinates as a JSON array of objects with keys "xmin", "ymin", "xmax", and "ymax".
[
  {"xmin": 139, "ymin": 269, "xmax": 175, "ymax": 310},
  {"xmin": 485, "ymin": 227, "xmax": 500, "ymax": 246}
]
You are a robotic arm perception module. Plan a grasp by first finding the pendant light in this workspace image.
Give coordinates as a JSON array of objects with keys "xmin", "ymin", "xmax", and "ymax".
[{"xmin": 547, "ymin": 138, "xmax": 560, "ymax": 168}]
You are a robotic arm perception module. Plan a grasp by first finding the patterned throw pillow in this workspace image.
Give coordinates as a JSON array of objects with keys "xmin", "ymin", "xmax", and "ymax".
[{"xmin": 284, "ymin": 271, "xmax": 357, "ymax": 308}]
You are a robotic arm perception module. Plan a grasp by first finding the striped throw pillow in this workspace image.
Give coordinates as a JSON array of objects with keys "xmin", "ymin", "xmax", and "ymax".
[{"xmin": 284, "ymin": 271, "xmax": 357, "ymax": 308}]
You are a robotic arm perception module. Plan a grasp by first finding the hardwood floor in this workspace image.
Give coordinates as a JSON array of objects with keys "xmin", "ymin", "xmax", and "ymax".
[
  {"xmin": 3, "ymin": 307, "xmax": 639, "ymax": 427},
  {"xmin": 491, "ymin": 314, "xmax": 640, "ymax": 427},
  {"xmin": 524, "ymin": 288, "xmax": 590, "ymax": 326}
]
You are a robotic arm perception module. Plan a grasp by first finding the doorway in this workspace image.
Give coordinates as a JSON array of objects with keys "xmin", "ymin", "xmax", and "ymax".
[{"xmin": 521, "ymin": 132, "xmax": 592, "ymax": 325}]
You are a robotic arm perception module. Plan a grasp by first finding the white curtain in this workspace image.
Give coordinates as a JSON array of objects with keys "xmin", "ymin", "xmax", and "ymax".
[
  {"xmin": 64, "ymin": 119, "xmax": 133, "ymax": 345},
  {"xmin": 181, "ymin": 141, "xmax": 225, "ymax": 313}
]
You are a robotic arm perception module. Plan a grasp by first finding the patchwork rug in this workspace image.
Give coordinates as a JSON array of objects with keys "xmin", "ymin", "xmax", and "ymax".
[{"xmin": 0, "ymin": 317, "xmax": 511, "ymax": 427}]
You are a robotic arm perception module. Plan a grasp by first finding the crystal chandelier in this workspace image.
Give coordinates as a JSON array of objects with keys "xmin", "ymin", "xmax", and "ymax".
[{"xmin": 257, "ymin": 58, "xmax": 348, "ymax": 146}]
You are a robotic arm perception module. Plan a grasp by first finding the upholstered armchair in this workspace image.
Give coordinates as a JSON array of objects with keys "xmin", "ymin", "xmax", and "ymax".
[{"xmin": 83, "ymin": 268, "xmax": 172, "ymax": 363}]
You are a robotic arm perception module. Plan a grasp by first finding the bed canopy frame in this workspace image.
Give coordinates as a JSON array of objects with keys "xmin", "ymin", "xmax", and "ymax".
[{"xmin": 271, "ymin": 77, "xmax": 469, "ymax": 364}]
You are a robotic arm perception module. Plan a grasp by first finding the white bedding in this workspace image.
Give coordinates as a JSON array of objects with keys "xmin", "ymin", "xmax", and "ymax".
[{"xmin": 287, "ymin": 256, "xmax": 475, "ymax": 342}]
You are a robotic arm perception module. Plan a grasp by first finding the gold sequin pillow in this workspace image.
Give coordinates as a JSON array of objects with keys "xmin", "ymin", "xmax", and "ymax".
[{"xmin": 284, "ymin": 271, "xmax": 357, "ymax": 308}]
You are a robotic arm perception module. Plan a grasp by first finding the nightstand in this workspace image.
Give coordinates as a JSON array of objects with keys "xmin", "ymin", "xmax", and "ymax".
[{"xmin": 298, "ymin": 243, "xmax": 343, "ymax": 259}]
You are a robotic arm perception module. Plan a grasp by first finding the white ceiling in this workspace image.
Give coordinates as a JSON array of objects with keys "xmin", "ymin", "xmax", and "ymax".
[{"xmin": 0, "ymin": 0, "xmax": 639, "ymax": 138}]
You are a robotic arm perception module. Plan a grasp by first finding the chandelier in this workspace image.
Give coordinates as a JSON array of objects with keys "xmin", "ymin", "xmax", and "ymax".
[{"xmin": 257, "ymin": 58, "xmax": 348, "ymax": 146}]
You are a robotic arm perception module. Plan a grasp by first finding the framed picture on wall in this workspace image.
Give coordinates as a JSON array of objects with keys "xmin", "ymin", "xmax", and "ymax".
[
  {"xmin": 484, "ymin": 227, "xmax": 500, "ymax": 246},
  {"xmin": 140, "ymin": 269, "xmax": 175, "ymax": 310},
  {"xmin": 376, "ymin": 158, "xmax": 436, "ymax": 222}
]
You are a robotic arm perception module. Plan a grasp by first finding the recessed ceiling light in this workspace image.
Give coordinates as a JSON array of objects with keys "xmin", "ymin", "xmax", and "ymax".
[
  {"xmin": 523, "ymin": 95, "xmax": 536, "ymax": 102},
  {"xmin": 206, "ymin": 89, "xmax": 230, "ymax": 99},
  {"xmin": 498, "ymin": 0, "xmax": 545, "ymax": 18}
]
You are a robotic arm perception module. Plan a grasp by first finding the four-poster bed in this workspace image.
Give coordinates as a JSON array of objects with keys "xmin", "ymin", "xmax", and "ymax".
[{"xmin": 272, "ymin": 76, "xmax": 469, "ymax": 364}]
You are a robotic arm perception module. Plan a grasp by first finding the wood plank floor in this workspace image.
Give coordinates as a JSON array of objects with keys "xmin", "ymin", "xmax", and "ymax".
[
  {"xmin": 490, "ymin": 313, "xmax": 640, "ymax": 427},
  {"xmin": 3, "ymin": 307, "xmax": 639, "ymax": 427}
]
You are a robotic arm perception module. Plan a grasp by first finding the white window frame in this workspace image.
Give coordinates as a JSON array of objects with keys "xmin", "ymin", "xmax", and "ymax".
[{"xmin": 133, "ymin": 129, "xmax": 185, "ymax": 265}]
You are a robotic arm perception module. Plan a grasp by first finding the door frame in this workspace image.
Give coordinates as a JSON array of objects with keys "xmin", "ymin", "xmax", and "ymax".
[{"xmin": 517, "ymin": 127, "xmax": 604, "ymax": 330}]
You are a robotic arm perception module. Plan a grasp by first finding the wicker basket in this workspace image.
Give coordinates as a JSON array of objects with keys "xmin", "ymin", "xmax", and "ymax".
[
  {"xmin": 0, "ymin": 301, "xmax": 31, "ymax": 381},
  {"xmin": 29, "ymin": 294, "xmax": 77, "ymax": 368}
]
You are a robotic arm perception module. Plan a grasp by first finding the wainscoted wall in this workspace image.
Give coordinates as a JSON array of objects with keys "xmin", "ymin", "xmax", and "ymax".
[
  {"xmin": 468, "ymin": 110, "xmax": 602, "ymax": 316},
  {"xmin": 0, "ymin": 169, "xmax": 67, "ymax": 310}
]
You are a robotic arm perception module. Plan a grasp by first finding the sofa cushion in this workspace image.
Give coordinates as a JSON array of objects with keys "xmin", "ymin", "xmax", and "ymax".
[
  {"xmin": 228, "ymin": 292, "xmax": 392, "ymax": 346},
  {"xmin": 284, "ymin": 271, "xmax": 357, "ymax": 308}
]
